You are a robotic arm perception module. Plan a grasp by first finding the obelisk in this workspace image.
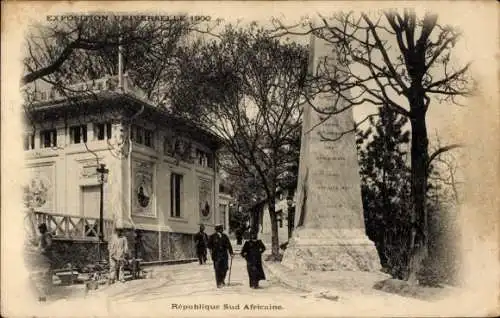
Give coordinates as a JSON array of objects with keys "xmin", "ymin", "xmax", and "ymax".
[{"xmin": 281, "ymin": 34, "xmax": 380, "ymax": 272}]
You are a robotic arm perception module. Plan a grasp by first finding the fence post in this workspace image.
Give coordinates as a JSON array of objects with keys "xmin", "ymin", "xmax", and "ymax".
[
  {"xmin": 46, "ymin": 214, "xmax": 51, "ymax": 233},
  {"xmin": 64, "ymin": 216, "xmax": 70, "ymax": 238}
]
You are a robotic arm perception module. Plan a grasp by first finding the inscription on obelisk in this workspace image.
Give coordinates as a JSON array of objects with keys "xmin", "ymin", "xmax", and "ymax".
[{"xmin": 281, "ymin": 34, "xmax": 380, "ymax": 271}]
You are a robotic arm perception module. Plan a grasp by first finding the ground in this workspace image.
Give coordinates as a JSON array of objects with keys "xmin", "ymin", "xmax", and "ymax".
[
  {"xmin": 19, "ymin": 255, "xmax": 343, "ymax": 317},
  {"xmin": 10, "ymin": 248, "xmax": 485, "ymax": 317}
]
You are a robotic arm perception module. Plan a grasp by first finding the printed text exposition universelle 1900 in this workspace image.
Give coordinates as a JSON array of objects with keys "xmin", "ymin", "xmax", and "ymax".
[{"xmin": 46, "ymin": 15, "xmax": 212, "ymax": 22}]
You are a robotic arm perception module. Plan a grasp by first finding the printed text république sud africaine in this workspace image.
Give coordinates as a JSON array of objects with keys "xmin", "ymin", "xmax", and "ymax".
[{"xmin": 171, "ymin": 304, "xmax": 284, "ymax": 311}]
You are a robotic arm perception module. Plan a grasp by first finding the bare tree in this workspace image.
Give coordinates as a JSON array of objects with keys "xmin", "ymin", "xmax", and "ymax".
[
  {"xmin": 21, "ymin": 15, "xmax": 225, "ymax": 164},
  {"xmin": 21, "ymin": 16, "xmax": 219, "ymax": 235},
  {"xmin": 22, "ymin": 15, "xmax": 218, "ymax": 89},
  {"xmin": 271, "ymin": 10, "xmax": 474, "ymax": 281},
  {"xmin": 169, "ymin": 24, "xmax": 308, "ymax": 259},
  {"xmin": 428, "ymin": 133, "xmax": 463, "ymax": 205}
]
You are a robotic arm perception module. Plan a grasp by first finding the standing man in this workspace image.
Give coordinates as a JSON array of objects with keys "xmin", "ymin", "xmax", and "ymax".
[
  {"xmin": 108, "ymin": 227, "xmax": 129, "ymax": 284},
  {"xmin": 194, "ymin": 224, "xmax": 209, "ymax": 265},
  {"xmin": 235, "ymin": 226, "xmax": 243, "ymax": 245},
  {"xmin": 207, "ymin": 224, "xmax": 234, "ymax": 288},
  {"xmin": 27, "ymin": 223, "xmax": 54, "ymax": 301}
]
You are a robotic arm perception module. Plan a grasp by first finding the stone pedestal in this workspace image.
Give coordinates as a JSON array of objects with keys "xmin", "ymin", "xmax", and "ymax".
[
  {"xmin": 281, "ymin": 34, "xmax": 380, "ymax": 272},
  {"xmin": 283, "ymin": 229, "xmax": 380, "ymax": 271}
]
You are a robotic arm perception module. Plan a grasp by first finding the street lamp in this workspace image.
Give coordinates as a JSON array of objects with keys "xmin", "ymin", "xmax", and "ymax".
[{"xmin": 96, "ymin": 163, "xmax": 109, "ymax": 260}]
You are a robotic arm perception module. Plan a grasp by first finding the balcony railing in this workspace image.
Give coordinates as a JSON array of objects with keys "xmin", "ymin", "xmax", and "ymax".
[
  {"xmin": 25, "ymin": 209, "xmax": 114, "ymax": 242},
  {"xmin": 25, "ymin": 74, "xmax": 148, "ymax": 103}
]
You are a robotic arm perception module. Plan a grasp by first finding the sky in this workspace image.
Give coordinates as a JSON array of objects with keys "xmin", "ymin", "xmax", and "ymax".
[{"xmin": 24, "ymin": 7, "xmax": 475, "ymax": 151}]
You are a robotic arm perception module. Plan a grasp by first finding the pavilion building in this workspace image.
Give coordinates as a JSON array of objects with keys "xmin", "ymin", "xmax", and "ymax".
[{"xmin": 22, "ymin": 75, "xmax": 227, "ymax": 266}]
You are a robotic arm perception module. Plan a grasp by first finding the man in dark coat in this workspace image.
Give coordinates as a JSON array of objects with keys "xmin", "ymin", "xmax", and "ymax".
[
  {"xmin": 194, "ymin": 224, "xmax": 209, "ymax": 265},
  {"xmin": 207, "ymin": 224, "xmax": 234, "ymax": 288},
  {"xmin": 240, "ymin": 231, "xmax": 266, "ymax": 288},
  {"xmin": 235, "ymin": 227, "xmax": 243, "ymax": 245}
]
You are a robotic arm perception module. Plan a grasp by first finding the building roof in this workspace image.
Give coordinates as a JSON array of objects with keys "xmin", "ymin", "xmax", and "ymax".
[{"xmin": 23, "ymin": 76, "xmax": 225, "ymax": 150}]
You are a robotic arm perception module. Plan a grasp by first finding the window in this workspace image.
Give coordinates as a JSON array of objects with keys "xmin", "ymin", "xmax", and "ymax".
[
  {"xmin": 49, "ymin": 88, "xmax": 56, "ymax": 99},
  {"xmin": 170, "ymin": 173, "xmax": 183, "ymax": 218},
  {"xmin": 23, "ymin": 133, "xmax": 35, "ymax": 151},
  {"xmin": 220, "ymin": 204, "xmax": 227, "ymax": 228},
  {"xmin": 131, "ymin": 126, "xmax": 143, "ymax": 144},
  {"xmin": 144, "ymin": 129, "xmax": 153, "ymax": 147},
  {"xmin": 196, "ymin": 149, "xmax": 213, "ymax": 168},
  {"xmin": 70, "ymin": 125, "xmax": 88, "ymax": 144},
  {"xmin": 163, "ymin": 136, "xmax": 173, "ymax": 155},
  {"xmin": 131, "ymin": 125, "xmax": 154, "ymax": 148},
  {"xmin": 206, "ymin": 153, "xmax": 214, "ymax": 168},
  {"xmin": 40, "ymin": 129, "xmax": 57, "ymax": 148},
  {"xmin": 94, "ymin": 122, "xmax": 112, "ymax": 140}
]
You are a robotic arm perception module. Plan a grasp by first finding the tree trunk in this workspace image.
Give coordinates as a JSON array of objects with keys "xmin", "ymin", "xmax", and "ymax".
[
  {"xmin": 268, "ymin": 199, "xmax": 280, "ymax": 260},
  {"xmin": 407, "ymin": 109, "xmax": 429, "ymax": 283}
]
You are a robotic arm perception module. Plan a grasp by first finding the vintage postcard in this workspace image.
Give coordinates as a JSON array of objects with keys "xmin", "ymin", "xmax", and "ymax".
[{"xmin": 1, "ymin": 1, "xmax": 499, "ymax": 317}]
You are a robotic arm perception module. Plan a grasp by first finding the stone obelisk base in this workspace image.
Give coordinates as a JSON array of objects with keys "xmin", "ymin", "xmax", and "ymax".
[{"xmin": 281, "ymin": 228, "xmax": 381, "ymax": 272}]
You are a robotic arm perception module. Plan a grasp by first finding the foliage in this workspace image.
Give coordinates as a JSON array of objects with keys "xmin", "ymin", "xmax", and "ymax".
[
  {"xmin": 168, "ymin": 24, "xmax": 309, "ymax": 258},
  {"xmin": 357, "ymin": 106, "xmax": 411, "ymax": 279},
  {"xmin": 22, "ymin": 16, "xmax": 220, "ymax": 106},
  {"xmin": 228, "ymin": 205, "xmax": 250, "ymax": 233},
  {"xmin": 358, "ymin": 107, "xmax": 462, "ymax": 284},
  {"xmin": 272, "ymin": 9, "xmax": 474, "ymax": 281}
]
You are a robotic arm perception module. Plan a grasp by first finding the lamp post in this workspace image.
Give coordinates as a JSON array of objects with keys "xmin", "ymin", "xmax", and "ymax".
[{"xmin": 96, "ymin": 163, "xmax": 109, "ymax": 260}]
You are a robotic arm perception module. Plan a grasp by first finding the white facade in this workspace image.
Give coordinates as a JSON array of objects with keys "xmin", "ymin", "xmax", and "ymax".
[
  {"xmin": 217, "ymin": 192, "xmax": 233, "ymax": 232},
  {"xmin": 23, "ymin": 78, "xmax": 224, "ymax": 243}
]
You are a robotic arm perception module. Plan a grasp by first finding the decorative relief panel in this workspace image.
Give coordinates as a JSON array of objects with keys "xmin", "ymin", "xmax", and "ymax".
[
  {"xmin": 24, "ymin": 164, "xmax": 54, "ymax": 211},
  {"xmin": 133, "ymin": 160, "xmax": 154, "ymax": 216},
  {"xmin": 163, "ymin": 131, "xmax": 176, "ymax": 157},
  {"xmin": 178, "ymin": 139, "xmax": 194, "ymax": 163},
  {"xmin": 164, "ymin": 131, "xmax": 194, "ymax": 164},
  {"xmin": 109, "ymin": 124, "xmax": 129, "ymax": 158},
  {"xmin": 199, "ymin": 178, "xmax": 212, "ymax": 221},
  {"xmin": 79, "ymin": 159, "xmax": 100, "ymax": 180}
]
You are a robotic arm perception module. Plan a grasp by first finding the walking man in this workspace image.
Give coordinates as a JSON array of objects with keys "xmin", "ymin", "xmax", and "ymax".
[
  {"xmin": 207, "ymin": 224, "xmax": 234, "ymax": 288},
  {"xmin": 194, "ymin": 224, "xmax": 209, "ymax": 265},
  {"xmin": 241, "ymin": 231, "xmax": 266, "ymax": 288},
  {"xmin": 108, "ymin": 227, "xmax": 129, "ymax": 284}
]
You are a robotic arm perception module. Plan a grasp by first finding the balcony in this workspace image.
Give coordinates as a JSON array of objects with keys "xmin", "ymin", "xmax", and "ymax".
[
  {"xmin": 24, "ymin": 74, "xmax": 148, "ymax": 104},
  {"xmin": 25, "ymin": 210, "xmax": 114, "ymax": 242}
]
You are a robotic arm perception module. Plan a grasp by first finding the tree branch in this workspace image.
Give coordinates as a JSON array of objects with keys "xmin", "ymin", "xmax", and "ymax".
[{"xmin": 427, "ymin": 143, "xmax": 463, "ymax": 173}]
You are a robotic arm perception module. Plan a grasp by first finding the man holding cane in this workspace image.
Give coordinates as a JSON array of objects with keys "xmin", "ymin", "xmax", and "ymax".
[{"xmin": 207, "ymin": 224, "xmax": 234, "ymax": 288}]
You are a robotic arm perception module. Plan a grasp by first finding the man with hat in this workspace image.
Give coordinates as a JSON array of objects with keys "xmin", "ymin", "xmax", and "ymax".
[
  {"xmin": 108, "ymin": 227, "xmax": 129, "ymax": 284},
  {"xmin": 207, "ymin": 224, "xmax": 234, "ymax": 288},
  {"xmin": 194, "ymin": 224, "xmax": 209, "ymax": 265}
]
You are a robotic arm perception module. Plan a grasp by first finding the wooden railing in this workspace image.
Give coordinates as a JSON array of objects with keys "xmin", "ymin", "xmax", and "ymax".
[{"xmin": 25, "ymin": 210, "xmax": 114, "ymax": 241}]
